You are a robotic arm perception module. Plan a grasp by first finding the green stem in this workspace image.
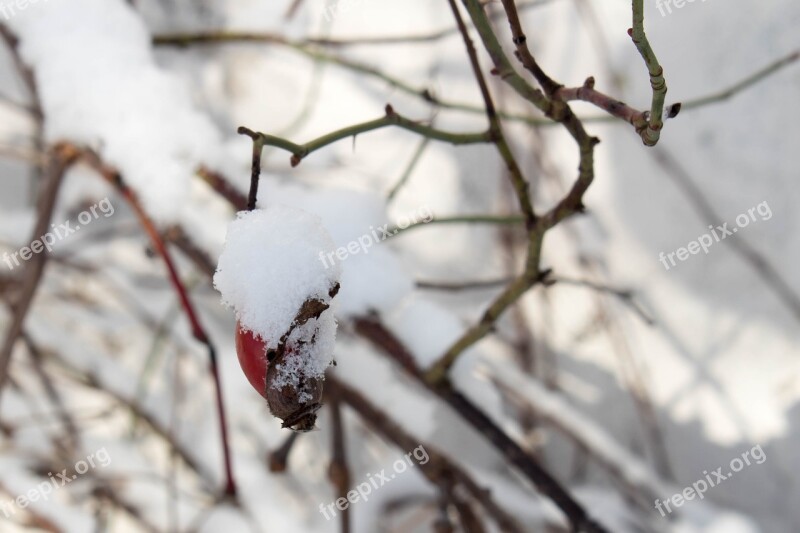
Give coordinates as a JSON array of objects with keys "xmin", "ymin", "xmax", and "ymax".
[
  {"xmin": 239, "ymin": 107, "xmax": 491, "ymax": 167},
  {"xmin": 630, "ymin": 0, "xmax": 667, "ymax": 146},
  {"xmin": 387, "ymin": 136, "xmax": 430, "ymax": 202},
  {"xmin": 391, "ymin": 214, "xmax": 525, "ymax": 235}
]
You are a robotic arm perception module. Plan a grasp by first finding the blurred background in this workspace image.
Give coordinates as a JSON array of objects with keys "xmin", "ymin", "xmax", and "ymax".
[{"xmin": 0, "ymin": 0, "xmax": 798, "ymax": 532}]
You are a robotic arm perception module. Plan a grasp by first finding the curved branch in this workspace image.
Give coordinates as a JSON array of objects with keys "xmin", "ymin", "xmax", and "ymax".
[{"xmin": 238, "ymin": 106, "xmax": 491, "ymax": 167}]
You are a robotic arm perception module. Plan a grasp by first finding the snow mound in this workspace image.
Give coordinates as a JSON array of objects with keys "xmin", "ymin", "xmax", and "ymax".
[
  {"xmin": 214, "ymin": 206, "xmax": 341, "ymax": 356},
  {"xmin": 8, "ymin": 0, "xmax": 224, "ymax": 223}
]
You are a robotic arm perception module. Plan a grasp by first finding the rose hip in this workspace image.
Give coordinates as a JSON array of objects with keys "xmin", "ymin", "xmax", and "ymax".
[{"xmin": 235, "ymin": 322, "xmax": 270, "ymax": 398}]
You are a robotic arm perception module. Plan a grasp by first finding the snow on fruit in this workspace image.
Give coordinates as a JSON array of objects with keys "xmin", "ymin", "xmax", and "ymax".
[{"xmin": 214, "ymin": 206, "xmax": 341, "ymax": 431}]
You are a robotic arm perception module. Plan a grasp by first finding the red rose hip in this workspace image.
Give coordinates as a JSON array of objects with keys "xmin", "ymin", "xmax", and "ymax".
[{"xmin": 235, "ymin": 322, "xmax": 269, "ymax": 398}]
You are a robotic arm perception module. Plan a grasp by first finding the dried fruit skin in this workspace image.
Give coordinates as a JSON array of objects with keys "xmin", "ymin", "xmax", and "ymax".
[
  {"xmin": 265, "ymin": 366, "xmax": 322, "ymax": 432},
  {"xmin": 235, "ymin": 321, "xmax": 323, "ymax": 432}
]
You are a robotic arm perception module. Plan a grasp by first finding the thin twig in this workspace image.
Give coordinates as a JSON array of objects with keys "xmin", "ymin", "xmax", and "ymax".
[
  {"xmin": 0, "ymin": 144, "xmax": 79, "ymax": 398},
  {"xmin": 485, "ymin": 359, "xmax": 669, "ymax": 510},
  {"xmin": 268, "ymin": 432, "xmax": 299, "ymax": 472},
  {"xmin": 387, "ymin": 136, "xmax": 431, "ymax": 202},
  {"xmin": 416, "ymin": 274, "xmax": 653, "ymax": 326},
  {"xmin": 679, "ymin": 49, "xmax": 799, "ymax": 111},
  {"xmin": 153, "ymin": 31, "xmax": 796, "ymax": 130},
  {"xmin": 629, "ymin": 0, "xmax": 667, "ymax": 146},
  {"xmin": 197, "ymin": 166, "xmax": 248, "ymax": 211},
  {"xmin": 21, "ymin": 332, "xmax": 82, "ymax": 452},
  {"xmin": 328, "ymin": 376, "xmax": 525, "ymax": 533},
  {"xmin": 424, "ymin": 0, "xmax": 566, "ymax": 383},
  {"xmin": 549, "ymin": 276, "xmax": 654, "ymax": 325},
  {"xmin": 651, "ymin": 148, "xmax": 800, "ymax": 323},
  {"xmin": 447, "ymin": 0, "xmax": 536, "ymax": 226},
  {"xmin": 238, "ymin": 108, "xmax": 491, "ymax": 168},
  {"xmin": 392, "ymin": 214, "xmax": 524, "ymax": 235},
  {"xmin": 77, "ymin": 149, "xmax": 238, "ymax": 497},
  {"xmin": 153, "ymin": 1, "xmax": 557, "ymax": 49},
  {"xmin": 236, "ymin": 129, "xmax": 265, "ymax": 211},
  {"xmin": 416, "ymin": 277, "xmax": 511, "ymax": 291},
  {"xmin": 352, "ymin": 317, "xmax": 609, "ymax": 533},
  {"xmin": 327, "ymin": 393, "xmax": 351, "ymax": 533}
]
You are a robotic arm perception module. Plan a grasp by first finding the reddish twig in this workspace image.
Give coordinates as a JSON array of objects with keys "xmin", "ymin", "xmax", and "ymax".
[
  {"xmin": 197, "ymin": 166, "xmax": 248, "ymax": 211},
  {"xmin": 77, "ymin": 149, "xmax": 237, "ymax": 497}
]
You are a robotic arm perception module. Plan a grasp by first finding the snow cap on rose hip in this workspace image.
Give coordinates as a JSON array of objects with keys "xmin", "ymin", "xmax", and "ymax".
[{"xmin": 214, "ymin": 205, "xmax": 341, "ymax": 431}]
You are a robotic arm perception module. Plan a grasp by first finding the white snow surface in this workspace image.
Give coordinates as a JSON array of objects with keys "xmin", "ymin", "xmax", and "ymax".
[
  {"xmin": 0, "ymin": 0, "xmax": 797, "ymax": 531},
  {"xmin": 7, "ymin": 0, "xmax": 225, "ymax": 224},
  {"xmin": 257, "ymin": 180, "xmax": 415, "ymax": 316},
  {"xmin": 213, "ymin": 206, "xmax": 340, "ymax": 354}
]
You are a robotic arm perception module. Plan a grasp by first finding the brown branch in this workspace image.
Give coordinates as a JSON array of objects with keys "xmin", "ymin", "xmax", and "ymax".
[
  {"xmin": 327, "ymin": 393, "xmax": 351, "ymax": 533},
  {"xmin": 35, "ymin": 331, "xmax": 218, "ymax": 492},
  {"xmin": 268, "ymin": 432, "xmax": 300, "ymax": 473},
  {"xmin": 352, "ymin": 317, "xmax": 609, "ymax": 533},
  {"xmin": 447, "ymin": 0, "xmax": 536, "ymax": 227},
  {"xmin": 22, "ymin": 332, "xmax": 82, "ymax": 452},
  {"xmin": 76, "ymin": 149, "xmax": 238, "ymax": 497},
  {"xmin": 153, "ymin": 1, "xmax": 557, "ymax": 49},
  {"xmin": 424, "ymin": 0, "xmax": 601, "ymax": 382},
  {"xmin": 554, "ymin": 76, "xmax": 659, "ymax": 131},
  {"xmin": 236, "ymin": 128, "xmax": 265, "ymax": 211},
  {"xmin": 197, "ymin": 166, "xmax": 248, "ymax": 211},
  {"xmin": 0, "ymin": 144, "xmax": 79, "ymax": 398},
  {"xmin": 327, "ymin": 376, "xmax": 525, "ymax": 533},
  {"xmin": 0, "ymin": 480, "xmax": 63, "ymax": 532},
  {"xmin": 158, "ymin": 215, "xmax": 528, "ymax": 531}
]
